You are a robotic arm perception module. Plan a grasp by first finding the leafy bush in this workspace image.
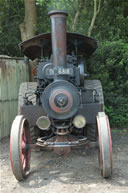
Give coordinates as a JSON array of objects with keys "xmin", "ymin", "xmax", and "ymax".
[
  {"xmin": 0, "ymin": 0, "xmax": 24, "ymax": 56},
  {"xmin": 87, "ymin": 40, "xmax": 128, "ymax": 129}
]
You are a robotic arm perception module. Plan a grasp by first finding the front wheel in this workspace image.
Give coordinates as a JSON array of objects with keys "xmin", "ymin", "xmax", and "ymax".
[
  {"xmin": 10, "ymin": 115, "xmax": 31, "ymax": 181},
  {"xmin": 97, "ymin": 112, "xmax": 112, "ymax": 178}
]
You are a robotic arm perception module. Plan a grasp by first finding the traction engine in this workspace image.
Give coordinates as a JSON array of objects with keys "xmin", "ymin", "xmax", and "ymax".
[{"xmin": 10, "ymin": 10, "xmax": 112, "ymax": 181}]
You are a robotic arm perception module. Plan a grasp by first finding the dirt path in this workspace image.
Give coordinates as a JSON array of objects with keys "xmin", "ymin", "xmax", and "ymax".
[{"xmin": 0, "ymin": 132, "xmax": 128, "ymax": 193}]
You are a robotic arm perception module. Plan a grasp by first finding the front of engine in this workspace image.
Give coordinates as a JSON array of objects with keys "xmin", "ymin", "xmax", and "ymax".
[
  {"xmin": 27, "ymin": 10, "xmax": 104, "ymax": 155},
  {"xmin": 35, "ymin": 10, "xmax": 88, "ymax": 153},
  {"xmin": 37, "ymin": 11, "xmax": 83, "ymax": 128}
]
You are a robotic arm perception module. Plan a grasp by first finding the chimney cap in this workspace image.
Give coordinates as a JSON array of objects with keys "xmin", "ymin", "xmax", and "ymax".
[{"xmin": 48, "ymin": 10, "xmax": 68, "ymax": 17}]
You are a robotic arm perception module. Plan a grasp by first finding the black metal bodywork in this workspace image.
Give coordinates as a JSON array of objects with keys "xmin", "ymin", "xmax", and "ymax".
[
  {"xmin": 21, "ymin": 103, "xmax": 103, "ymax": 128},
  {"xmin": 19, "ymin": 10, "xmax": 104, "ymax": 153}
]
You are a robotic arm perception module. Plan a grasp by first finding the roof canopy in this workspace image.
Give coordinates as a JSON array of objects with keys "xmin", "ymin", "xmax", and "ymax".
[{"xmin": 19, "ymin": 32, "xmax": 98, "ymax": 60}]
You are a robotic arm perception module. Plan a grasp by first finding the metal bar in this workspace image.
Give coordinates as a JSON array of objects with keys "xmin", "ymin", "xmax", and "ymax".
[{"xmin": 36, "ymin": 137, "xmax": 88, "ymax": 148}]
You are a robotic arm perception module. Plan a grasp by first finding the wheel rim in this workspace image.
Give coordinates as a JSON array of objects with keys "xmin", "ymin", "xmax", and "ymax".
[
  {"xmin": 20, "ymin": 119, "xmax": 31, "ymax": 175},
  {"xmin": 97, "ymin": 112, "xmax": 112, "ymax": 178},
  {"xmin": 10, "ymin": 116, "xmax": 31, "ymax": 181},
  {"xmin": 106, "ymin": 115, "xmax": 112, "ymax": 171}
]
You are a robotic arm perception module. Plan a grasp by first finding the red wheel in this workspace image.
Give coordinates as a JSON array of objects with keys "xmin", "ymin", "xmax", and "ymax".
[
  {"xmin": 10, "ymin": 115, "xmax": 31, "ymax": 181},
  {"xmin": 97, "ymin": 112, "xmax": 112, "ymax": 178}
]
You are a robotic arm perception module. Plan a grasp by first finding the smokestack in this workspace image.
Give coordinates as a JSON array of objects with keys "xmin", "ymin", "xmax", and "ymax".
[{"xmin": 48, "ymin": 10, "xmax": 68, "ymax": 68}]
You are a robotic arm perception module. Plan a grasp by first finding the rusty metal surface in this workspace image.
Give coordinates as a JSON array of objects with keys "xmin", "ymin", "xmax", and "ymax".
[
  {"xmin": 54, "ymin": 135, "xmax": 71, "ymax": 155},
  {"xmin": 0, "ymin": 57, "xmax": 29, "ymax": 139},
  {"xmin": 49, "ymin": 10, "xmax": 67, "ymax": 68},
  {"xmin": 19, "ymin": 32, "xmax": 98, "ymax": 60}
]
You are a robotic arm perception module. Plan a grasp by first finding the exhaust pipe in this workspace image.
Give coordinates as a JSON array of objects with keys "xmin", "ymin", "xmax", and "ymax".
[{"xmin": 48, "ymin": 10, "xmax": 68, "ymax": 69}]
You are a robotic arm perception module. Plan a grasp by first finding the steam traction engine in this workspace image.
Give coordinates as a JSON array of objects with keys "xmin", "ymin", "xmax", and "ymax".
[{"xmin": 10, "ymin": 10, "xmax": 112, "ymax": 181}]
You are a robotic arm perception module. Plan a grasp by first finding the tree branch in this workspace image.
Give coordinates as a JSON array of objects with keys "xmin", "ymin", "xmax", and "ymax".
[
  {"xmin": 88, "ymin": 0, "xmax": 102, "ymax": 37},
  {"xmin": 97, "ymin": 0, "xmax": 101, "ymax": 14},
  {"xmin": 71, "ymin": 0, "xmax": 85, "ymax": 31}
]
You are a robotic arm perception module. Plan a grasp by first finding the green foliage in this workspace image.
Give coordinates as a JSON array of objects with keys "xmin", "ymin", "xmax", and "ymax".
[
  {"xmin": 0, "ymin": 0, "xmax": 76, "ymax": 56},
  {"xmin": 93, "ymin": 0, "xmax": 128, "ymax": 42},
  {"xmin": 36, "ymin": 0, "xmax": 50, "ymax": 33},
  {"xmin": 71, "ymin": 0, "xmax": 128, "ymax": 43},
  {"xmin": 0, "ymin": 0, "xmax": 24, "ymax": 56},
  {"xmin": 46, "ymin": 0, "xmax": 78, "ymax": 31},
  {"xmin": 87, "ymin": 40, "xmax": 128, "ymax": 128}
]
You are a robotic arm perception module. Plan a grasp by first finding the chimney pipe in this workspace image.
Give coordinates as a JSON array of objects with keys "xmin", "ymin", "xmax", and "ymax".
[{"xmin": 48, "ymin": 10, "xmax": 68, "ymax": 68}]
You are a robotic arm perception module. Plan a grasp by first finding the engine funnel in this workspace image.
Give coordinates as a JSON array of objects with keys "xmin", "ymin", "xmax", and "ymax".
[{"xmin": 48, "ymin": 10, "xmax": 68, "ymax": 68}]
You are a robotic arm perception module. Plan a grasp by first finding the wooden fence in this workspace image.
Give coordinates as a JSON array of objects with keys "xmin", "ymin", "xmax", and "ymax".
[{"xmin": 0, "ymin": 56, "xmax": 29, "ymax": 139}]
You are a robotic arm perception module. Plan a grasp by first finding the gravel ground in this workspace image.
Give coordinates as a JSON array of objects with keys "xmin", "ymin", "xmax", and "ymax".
[{"xmin": 0, "ymin": 131, "xmax": 128, "ymax": 193}]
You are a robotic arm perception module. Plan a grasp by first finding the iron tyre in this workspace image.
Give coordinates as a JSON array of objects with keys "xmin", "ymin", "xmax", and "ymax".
[
  {"xmin": 10, "ymin": 115, "xmax": 31, "ymax": 181},
  {"xmin": 97, "ymin": 112, "xmax": 112, "ymax": 178}
]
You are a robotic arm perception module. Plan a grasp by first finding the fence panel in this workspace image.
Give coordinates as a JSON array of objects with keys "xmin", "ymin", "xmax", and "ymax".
[{"xmin": 0, "ymin": 57, "xmax": 29, "ymax": 139}]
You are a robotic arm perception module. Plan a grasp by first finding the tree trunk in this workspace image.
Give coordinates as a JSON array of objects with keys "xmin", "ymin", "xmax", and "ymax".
[
  {"xmin": 88, "ymin": 0, "xmax": 101, "ymax": 37},
  {"xmin": 19, "ymin": 0, "xmax": 37, "ymax": 41},
  {"xmin": 71, "ymin": 0, "xmax": 85, "ymax": 31}
]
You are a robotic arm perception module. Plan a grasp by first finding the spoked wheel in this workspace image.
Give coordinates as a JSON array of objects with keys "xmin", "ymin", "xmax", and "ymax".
[
  {"xmin": 97, "ymin": 112, "xmax": 112, "ymax": 178},
  {"xmin": 10, "ymin": 115, "xmax": 31, "ymax": 181}
]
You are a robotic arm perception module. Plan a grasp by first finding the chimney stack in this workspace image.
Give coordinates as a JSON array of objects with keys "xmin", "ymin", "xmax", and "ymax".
[{"xmin": 48, "ymin": 10, "xmax": 68, "ymax": 68}]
